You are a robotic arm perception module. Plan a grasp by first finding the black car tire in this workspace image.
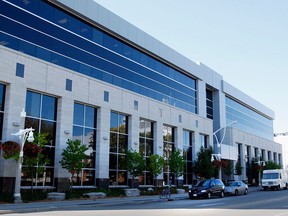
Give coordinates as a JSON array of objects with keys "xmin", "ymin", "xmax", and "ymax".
[
  {"xmin": 220, "ymin": 191, "xmax": 224, "ymax": 198},
  {"xmin": 244, "ymin": 189, "xmax": 248, "ymax": 195},
  {"xmin": 235, "ymin": 189, "xmax": 238, "ymax": 196}
]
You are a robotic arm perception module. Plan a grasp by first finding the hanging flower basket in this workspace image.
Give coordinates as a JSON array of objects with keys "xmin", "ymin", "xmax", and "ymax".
[
  {"xmin": 0, "ymin": 141, "xmax": 21, "ymax": 161},
  {"xmin": 23, "ymin": 142, "xmax": 42, "ymax": 159},
  {"xmin": 212, "ymin": 160, "xmax": 222, "ymax": 169}
]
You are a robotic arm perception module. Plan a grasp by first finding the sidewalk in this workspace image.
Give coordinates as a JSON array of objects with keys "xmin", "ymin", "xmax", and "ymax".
[
  {"xmin": 0, "ymin": 193, "xmax": 187, "ymax": 214},
  {"xmin": 0, "ymin": 186, "xmax": 261, "ymax": 214}
]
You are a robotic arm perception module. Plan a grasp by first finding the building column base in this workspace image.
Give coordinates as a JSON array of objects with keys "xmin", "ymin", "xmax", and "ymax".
[
  {"xmin": 96, "ymin": 178, "xmax": 109, "ymax": 189},
  {"xmin": 54, "ymin": 178, "xmax": 70, "ymax": 192},
  {"xmin": 128, "ymin": 178, "xmax": 139, "ymax": 188},
  {"xmin": 0, "ymin": 177, "xmax": 15, "ymax": 193}
]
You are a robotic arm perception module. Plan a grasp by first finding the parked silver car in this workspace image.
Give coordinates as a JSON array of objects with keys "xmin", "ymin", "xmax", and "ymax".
[{"xmin": 225, "ymin": 181, "xmax": 248, "ymax": 195}]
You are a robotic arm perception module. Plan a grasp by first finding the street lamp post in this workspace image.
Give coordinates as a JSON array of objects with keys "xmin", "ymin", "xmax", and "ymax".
[
  {"xmin": 213, "ymin": 121, "xmax": 237, "ymax": 179},
  {"xmin": 255, "ymin": 154, "xmax": 265, "ymax": 187},
  {"xmin": 12, "ymin": 127, "xmax": 34, "ymax": 203},
  {"xmin": 164, "ymin": 155, "xmax": 171, "ymax": 200},
  {"xmin": 211, "ymin": 153, "xmax": 221, "ymax": 162},
  {"xmin": 213, "ymin": 121, "xmax": 237, "ymax": 148}
]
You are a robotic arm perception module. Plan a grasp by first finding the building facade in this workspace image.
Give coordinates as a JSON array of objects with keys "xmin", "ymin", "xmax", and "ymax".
[{"xmin": 0, "ymin": 0, "xmax": 282, "ymax": 192}]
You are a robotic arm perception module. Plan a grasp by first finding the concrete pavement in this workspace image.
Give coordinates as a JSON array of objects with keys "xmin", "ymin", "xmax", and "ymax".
[{"xmin": 0, "ymin": 186, "xmax": 261, "ymax": 214}]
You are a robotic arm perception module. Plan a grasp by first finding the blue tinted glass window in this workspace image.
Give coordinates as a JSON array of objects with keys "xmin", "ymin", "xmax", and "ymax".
[
  {"xmin": 54, "ymin": 9, "xmax": 68, "ymax": 28},
  {"xmin": 93, "ymin": 29, "xmax": 103, "ymax": 45},
  {"xmin": 225, "ymin": 97, "xmax": 273, "ymax": 140},
  {"xmin": 73, "ymin": 125, "xmax": 83, "ymax": 141},
  {"xmin": 110, "ymin": 112, "xmax": 118, "ymax": 131},
  {"xmin": 74, "ymin": 103, "xmax": 84, "ymax": 126},
  {"xmin": 104, "ymin": 91, "xmax": 109, "ymax": 102},
  {"xmin": 19, "ymin": 40, "xmax": 35, "ymax": 56},
  {"xmin": 1, "ymin": 0, "xmax": 198, "ymax": 114},
  {"xmin": 15, "ymin": 63, "xmax": 24, "ymax": 78},
  {"xmin": 26, "ymin": 91, "xmax": 41, "ymax": 118},
  {"xmin": 42, "ymin": 95, "xmax": 57, "ymax": 120},
  {"xmin": 85, "ymin": 106, "xmax": 95, "ymax": 128},
  {"xmin": 36, "ymin": 47, "xmax": 51, "ymax": 62},
  {"xmin": 66, "ymin": 79, "xmax": 72, "ymax": 91},
  {"xmin": 0, "ymin": 84, "xmax": 5, "ymax": 111}
]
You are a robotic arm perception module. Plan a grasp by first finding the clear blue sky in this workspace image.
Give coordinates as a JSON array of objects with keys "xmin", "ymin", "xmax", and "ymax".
[{"xmin": 94, "ymin": 0, "xmax": 288, "ymax": 133}]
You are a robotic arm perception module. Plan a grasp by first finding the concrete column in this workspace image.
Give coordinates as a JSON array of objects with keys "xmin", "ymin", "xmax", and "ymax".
[
  {"xmin": 175, "ymin": 127, "xmax": 184, "ymax": 186},
  {"xmin": 240, "ymin": 144, "xmax": 246, "ymax": 181},
  {"xmin": 128, "ymin": 115, "xmax": 139, "ymax": 152},
  {"xmin": 54, "ymin": 97, "xmax": 74, "ymax": 191},
  {"xmin": 0, "ymin": 82, "xmax": 26, "ymax": 193},
  {"xmin": 197, "ymin": 80, "xmax": 206, "ymax": 118},
  {"xmin": 95, "ymin": 107, "xmax": 110, "ymax": 188},
  {"xmin": 153, "ymin": 120, "xmax": 163, "ymax": 186},
  {"xmin": 127, "ymin": 115, "xmax": 140, "ymax": 187}
]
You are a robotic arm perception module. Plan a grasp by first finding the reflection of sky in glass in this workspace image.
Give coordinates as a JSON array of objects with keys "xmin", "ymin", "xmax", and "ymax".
[
  {"xmin": 74, "ymin": 103, "xmax": 84, "ymax": 125},
  {"xmin": 26, "ymin": 91, "xmax": 41, "ymax": 118},
  {"xmin": 42, "ymin": 95, "xmax": 57, "ymax": 120},
  {"xmin": 0, "ymin": 84, "xmax": 5, "ymax": 111}
]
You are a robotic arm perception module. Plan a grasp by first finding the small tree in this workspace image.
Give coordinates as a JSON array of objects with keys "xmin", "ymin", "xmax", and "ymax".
[
  {"xmin": 125, "ymin": 149, "xmax": 145, "ymax": 188},
  {"xmin": 193, "ymin": 146, "xmax": 214, "ymax": 179},
  {"xmin": 235, "ymin": 160, "xmax": 243, "ymax": 176},
  {"xmin": 60, "ymin": 139, "xmax": 88, "ymax": 188},
  {"xmin": 147, "ymin": 154, "xmax": 165, "ymax": 187},
  {"xmin": 223, "ymin": 160, "xmax": 234, "ymax": 177},
  {"xmin": 264, "ymin": 161, "xmax": 281, "ymax": 170},
  {"xmin": 169, "ymin": 149, "xmax": 185, "ymax": 184}
]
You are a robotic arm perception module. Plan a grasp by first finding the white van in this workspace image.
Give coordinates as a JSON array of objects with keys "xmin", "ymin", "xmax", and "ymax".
[{"xmin": 261, "ymin": 169, "xmax": 288, "ymax": 190}]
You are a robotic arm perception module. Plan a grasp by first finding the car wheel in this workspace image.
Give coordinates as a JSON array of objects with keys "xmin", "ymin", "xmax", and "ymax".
[
  {"xmin": 235, "ymin": 189, "xmax": 238, "ymax": 196},
  {"xmin": 207, "ymin": 192, "xmax": 211, "ymax": 199},
  {"xmin": 220, "ymin": 191, "xmax": 224, "ymax": 198},
  {"xmin": 244, "ymin": 189, "xmax": 248, "ymax": 195}
]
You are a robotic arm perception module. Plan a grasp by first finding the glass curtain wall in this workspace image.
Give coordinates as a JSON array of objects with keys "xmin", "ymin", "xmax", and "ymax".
[
  {"xmin": 109, "ymin": 112, "xmax": 128, "ymax": 185},
  {"xmin": 72, "ymin": 103, "xmax": 97, "ymax": 186},
  {"xmin": 0, "ymin": 84, "xmax": 5, "ymax": 142},
  {"xmin": 139, "ymin": 119, "xmax": 154, "ymax": 185},
  {"xmin": 23, "ymin": 91, "xmax": 57, "ymax": 186},
  {"xmin": 183, "ymin": 130, "xmax": 193, "ymax": 185},
  {"xmin": 0, "ymin": 0, "xmax": 197, "ymax": 114},
  {"xmin": 206, "ymin": 89, "xmax": 213, "ymax": 120},
  {"xmin": 163, "ymin": 125, "xmax": 175, "ymax": 185},
  {"xmin": 226, "ymin": 97, "xmax": 273, "ymax": 140}
]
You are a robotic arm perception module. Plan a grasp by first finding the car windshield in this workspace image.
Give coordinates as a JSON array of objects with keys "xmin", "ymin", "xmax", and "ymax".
[
  {"xmin": 226, "ymin": 181, "xmax": 238, "ymax": 186},
  {"xmin": 196, "ymin": 180, "xmax": 210, "ymax": 187}
]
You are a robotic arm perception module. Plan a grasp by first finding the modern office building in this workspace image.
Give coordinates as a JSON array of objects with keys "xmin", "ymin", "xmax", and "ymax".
[{"xmin": 0, "ymin": 0, "xmax": 282, "ymax": 193}]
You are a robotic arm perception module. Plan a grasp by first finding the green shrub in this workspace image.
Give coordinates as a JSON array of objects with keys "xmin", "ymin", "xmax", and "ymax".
[
  {"xmin": 21, "ymin": 189, "xmax": 53, "ymax": 202},
  {"xmin": 0, "ymin": 192, "xmax": 13, "ymax": 203}
]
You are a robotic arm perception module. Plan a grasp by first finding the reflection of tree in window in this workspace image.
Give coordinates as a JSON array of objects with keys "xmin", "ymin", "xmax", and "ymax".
[
  {"xmin": 183, "ymin": 130, "xmax": 193, "ymax": 184},
  {"xmin": 109, "ymin": 112, "xmax": 128, "ymax": 185},
  {"xmin": 23, "ymin": 91, "xmax": 57, "ymax": 187},
  {"xmin": 72, "ymin": 103, "xmax": 97, "ymax": 186},
  {"xmin": 139, "ymin": 119, "xmax": 154, "ymax": 185},
  {"xmin": 163, "ymin": 125, "xmax": 175, "ymax": 185},
  {"xmin": 0, "ymin": 84, "xmax": 5, "ymax": 141}
]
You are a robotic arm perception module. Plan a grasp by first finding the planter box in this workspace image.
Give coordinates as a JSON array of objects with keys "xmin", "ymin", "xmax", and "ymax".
[
  {"xmin": 124, "ymin": 188, "xmax": 140, "ymax": 197},
  {"xmin": 47, "ymin": 192, "xmax": 65, "ymax": 201},
  {"xmin": 84, "ymin": 192, "xmax": 106, "ymax": 199}
]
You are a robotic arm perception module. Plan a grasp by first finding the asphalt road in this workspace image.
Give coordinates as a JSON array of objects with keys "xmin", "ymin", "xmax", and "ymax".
[{"xmin": 4, "ymin": 189, "xmax": 288, "ymax": 216}]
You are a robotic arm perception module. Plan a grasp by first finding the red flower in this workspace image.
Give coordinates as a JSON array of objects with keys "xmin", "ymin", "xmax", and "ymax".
[
  {"xmin": 23, "ymin": 143, "xmax": 42, "ymax": 159},
  {"xmin": 0, "ymin": 141, "xmax": 21, "ymax": 161}
]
